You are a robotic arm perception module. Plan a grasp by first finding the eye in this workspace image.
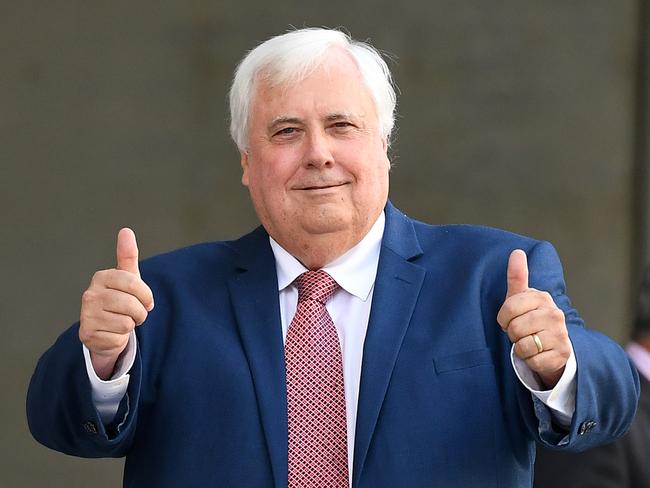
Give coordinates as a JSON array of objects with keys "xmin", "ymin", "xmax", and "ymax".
[
  {"xmin": 274, "ymin": 127, "xmax": 298, "ymax": 136},
  {"xmin": 330, "ymin": 121, "xmax": 357, "ymax": 134}
]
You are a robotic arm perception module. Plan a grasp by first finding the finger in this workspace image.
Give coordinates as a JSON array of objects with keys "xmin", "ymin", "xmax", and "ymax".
[
  {"xmin": 105, "ymin": 270, "xmax": 154, "ymax": 311},
  {"xmin": 505, "ymin": 309, "xmax": 547, "ymax": 343},
  {"xmin": 117, "ymin": 228, "xmax": 140, "ymax": 276},
  {"xmin": 513, "ymin": 332, "xmax": 549, "ymax": 360},
  {"xmin": 81, "ymin": 297, "xmax": 137, "ymax": 334},
  {"xmin": 506, "ymin": 307, "xmax": 565, "ymax": 344},
  {"xmin": 524, "ymin": 350, "xmax": 568, "ymax": 380},
  {"xmin": 94, "ymin": 310, "xmax": 138, "ymax": 334},
  {"xmin": 497, "ymin": 290, "xmax": 555, "ymax": 330},
  {"xmin": 83, "ymin": 329, "xmax": 131, "ymax": 356},
  {"xmin": 99, "ymin": 292, "xmax": 149, "ymax": 326},
  {"xmin": 506, "ymin": 249, "xmax": 529, "ymax": 298},
  {"xmin": 90, "ymin": 269, "xmax": 154, "ymax": 312}
]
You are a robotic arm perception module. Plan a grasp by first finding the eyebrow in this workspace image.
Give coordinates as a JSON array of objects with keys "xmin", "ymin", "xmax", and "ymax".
[
  {"xmin": 268, "ymin": 116, "xmax": 303, "ymax": 132},
  {"xmin": 325, "ymin": 112, "xmax": 358, "ymax": 122}
]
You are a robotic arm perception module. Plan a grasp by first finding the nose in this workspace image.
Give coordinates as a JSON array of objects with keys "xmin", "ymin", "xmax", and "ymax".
[{"xmin": 302, "ymin": 130, "xmax": 334, "ymax": 168}]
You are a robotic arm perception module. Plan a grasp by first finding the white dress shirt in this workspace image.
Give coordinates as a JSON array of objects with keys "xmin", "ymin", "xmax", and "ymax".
[
  {"xmin": 269, "ymin": 212, "xmax": 385, "ymax": 478},
  {"xmin": 85, "ymin": 211, "xmax": 577, "ymax": 479}
]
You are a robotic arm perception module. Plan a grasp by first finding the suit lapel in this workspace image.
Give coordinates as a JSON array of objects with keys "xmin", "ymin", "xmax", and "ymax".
[
  {"xmin": 352, "ymin": 203, "xmax": 426, "ymax": 487},
  {"xmin": 228, "ymin": 227, "xmax": 288, "ymax": 488},
  {"xmin": 227, "ymin": 205, "xmax": 426, "ymax": 488}
]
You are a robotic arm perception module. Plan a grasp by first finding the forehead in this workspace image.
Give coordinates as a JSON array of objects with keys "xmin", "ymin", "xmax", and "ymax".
[{"xmin": 250, "ymin": 52, "xmax": 377, "ymax": 121}]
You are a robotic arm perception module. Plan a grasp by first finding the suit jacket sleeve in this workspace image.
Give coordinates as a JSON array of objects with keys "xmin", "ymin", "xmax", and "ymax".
[
  {"xmin": 26, "ymin": 320, "xmax": 143, "ymax": 458},
  {"xmin": 517, "ymin": 240, "xmax": 640, "ymax": 451},
  {"xmin": 535, "ymin": 377, "xmax": 650, "ymax": 487}
]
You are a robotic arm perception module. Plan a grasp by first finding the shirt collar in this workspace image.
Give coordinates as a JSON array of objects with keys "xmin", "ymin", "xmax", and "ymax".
[{"xmin": 269, "ymin": 211, "xmax": 385, "ymax": 301}]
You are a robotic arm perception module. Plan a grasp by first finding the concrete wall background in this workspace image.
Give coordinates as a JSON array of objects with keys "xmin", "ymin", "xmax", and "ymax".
[{"xmin": 2, "ymin": 1, "xmax": 644, "ymax": 485}]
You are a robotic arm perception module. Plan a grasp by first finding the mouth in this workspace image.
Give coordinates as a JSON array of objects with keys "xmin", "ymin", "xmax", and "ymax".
[{"xmin": 295, "ymin": 182, "xmax": 349, "ymax": 191}]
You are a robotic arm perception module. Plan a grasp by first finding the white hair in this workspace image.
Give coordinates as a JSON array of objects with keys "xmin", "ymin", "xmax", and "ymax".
[{"xmin": 229, "ymin": 27, "xmax": 397, "ymax": 151}]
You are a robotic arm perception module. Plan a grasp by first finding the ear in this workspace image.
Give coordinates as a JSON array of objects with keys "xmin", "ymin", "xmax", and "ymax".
[
  {"xmin": 240, "ymin": 150, "xmax": 250, "ymax": 187},
  {"xmin": 380, "ymin": 138, "xmax": 391, "ymax": 172}
]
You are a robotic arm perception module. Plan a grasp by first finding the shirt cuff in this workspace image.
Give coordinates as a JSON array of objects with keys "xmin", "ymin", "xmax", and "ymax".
[
  {"xmin": 510, "ymin": 341, "xmax": 577, "ymax": 428},
  {"xmin": 82, "ymin": 331, "xmax": 137, "ymax": 424}
]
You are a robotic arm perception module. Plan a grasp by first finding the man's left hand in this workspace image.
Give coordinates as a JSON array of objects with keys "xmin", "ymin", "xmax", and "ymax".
[{"xmin": 497, "ymin": 249, "xmax": 572, "ymax": 389}]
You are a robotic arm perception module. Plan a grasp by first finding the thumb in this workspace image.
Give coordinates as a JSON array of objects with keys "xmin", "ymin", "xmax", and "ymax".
[
  {"xmin": 506, "ymin": 249, "xmax": 529, "ymax": 298},
  {"xmin": 116, "ymin": 228, "xmax": 140, "ymax": 275}
]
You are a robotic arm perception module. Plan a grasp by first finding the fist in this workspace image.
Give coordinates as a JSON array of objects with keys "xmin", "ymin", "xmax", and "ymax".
[
  {"xmin": 496, "ymin": 249, "xmax": 572, "ymax": 389},
  {"xmin": 79, "ymin": 228, "xmax": 154, "ymax": 379}
]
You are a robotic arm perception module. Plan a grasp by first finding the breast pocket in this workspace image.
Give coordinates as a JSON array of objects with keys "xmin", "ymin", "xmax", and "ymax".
[{"xmin": 433, "ymin": 347, "xmax": 493, "ymax": 374}]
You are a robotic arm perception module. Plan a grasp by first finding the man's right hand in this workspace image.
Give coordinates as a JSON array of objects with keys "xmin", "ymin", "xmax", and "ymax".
[{"xmin": 79, "ymin": 228, "xmax": 154, "ymax": 380}]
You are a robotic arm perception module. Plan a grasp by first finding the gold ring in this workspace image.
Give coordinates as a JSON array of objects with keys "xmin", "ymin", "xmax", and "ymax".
[{"xmin": 532, "ymin": 334, "xmax": 544, "ymax": 354}]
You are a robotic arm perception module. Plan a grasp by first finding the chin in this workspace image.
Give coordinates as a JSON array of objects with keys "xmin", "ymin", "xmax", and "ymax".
[
  {"xmin": 299, "ymin": 211, "xmax": 351, "ymax": 236},
  {"xmin": 301, "ymin": 220, "xmax": 350, "ymax": 236}
]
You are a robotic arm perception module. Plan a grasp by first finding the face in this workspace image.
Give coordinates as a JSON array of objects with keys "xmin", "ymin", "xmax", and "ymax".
[{"xmin": 240, "ymin": 51, "xmax": 390, "ymax": 261}]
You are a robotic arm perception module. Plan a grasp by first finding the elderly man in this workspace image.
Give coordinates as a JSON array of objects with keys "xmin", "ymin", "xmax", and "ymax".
[{"xmin": 28, "ymin": 28, "xmax": 638, "ymax": 487}]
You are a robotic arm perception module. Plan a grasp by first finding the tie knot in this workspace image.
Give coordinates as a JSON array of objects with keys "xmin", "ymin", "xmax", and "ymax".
[{"xmin": 295, "ymin": 270, "xmax": 338, "ymax": 304}]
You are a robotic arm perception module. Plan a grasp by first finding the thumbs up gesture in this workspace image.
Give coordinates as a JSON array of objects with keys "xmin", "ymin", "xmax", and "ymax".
[
  {"xmin": 78, "ymin": 229, "xmax": 154, "ymax": 380},
  {"xmin": 497, "ymin": 250, "xmax": 572, "ymax": 389}
]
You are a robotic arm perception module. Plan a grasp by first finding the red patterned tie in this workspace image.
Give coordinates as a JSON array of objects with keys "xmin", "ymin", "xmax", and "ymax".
[{"xmin": 285, "ymin": 270, "xmax": 349, "ymax": 487}]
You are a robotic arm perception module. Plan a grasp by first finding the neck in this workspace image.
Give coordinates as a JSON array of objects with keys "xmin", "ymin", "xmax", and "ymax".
[
  {"xmin": 280, "ymin": 231, "xmax": 363, "ymax": 270},
  {"xmin": 270, "ymin": 211, "xmax": 384, "ymax": 270}
]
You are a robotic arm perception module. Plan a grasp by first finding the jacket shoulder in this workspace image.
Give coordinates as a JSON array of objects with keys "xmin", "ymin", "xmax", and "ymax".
[
  {"xmin": 406, "ymin": 219, "xmax": 567, "ymax": 296},
  {"xmin": 140, "ymin": 241, "xmax": 238, "ymax": 277},
  {"xmin": 135, "ymin": 234, "xmax": 262, "ymax": 298},
  {"xmin": 411, "ymin": 220, "xmax": 542, "ymax": 255}
]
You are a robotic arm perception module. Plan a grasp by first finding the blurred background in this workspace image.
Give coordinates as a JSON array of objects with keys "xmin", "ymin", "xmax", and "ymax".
[{"xmin": 2, "ymin": 0, "xmax": 648, "ymax": 485}]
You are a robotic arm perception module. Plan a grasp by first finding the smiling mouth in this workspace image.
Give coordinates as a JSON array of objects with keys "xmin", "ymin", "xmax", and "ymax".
[{"xmin": 296, "ymin": 182, "xmax": 349, "ymax": 191}]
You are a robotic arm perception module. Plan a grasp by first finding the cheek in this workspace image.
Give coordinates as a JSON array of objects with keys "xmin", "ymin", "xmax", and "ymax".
[
  {"xmin": 356, "ymin": 156, "xmax": 390, "ymax": 202},
  {"xmin": 247, "ymin": 159, "xmax": 293, "ymax": 201},
  {"xmin": 353, "ymin": 149, "xmax": 390, "ymax": 184}
]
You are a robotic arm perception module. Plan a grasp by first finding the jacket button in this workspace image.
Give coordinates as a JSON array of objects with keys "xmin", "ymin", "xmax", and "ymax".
[
  {"xmin": 82, "ymin": 420, "xmax": 98, "ymax": 434},
  {"xmin": 578, "ymin": 421, "xmax": 596, "ymax": 435}
]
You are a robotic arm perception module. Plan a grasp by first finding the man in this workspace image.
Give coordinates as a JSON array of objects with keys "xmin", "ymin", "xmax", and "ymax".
[
  {"xmin": 27, "ymin": 28, "xmax": 639, "ymax": 487},
  {"xmin": 534, "ymin": 266, "xmax": 650, "ymax": 487}
]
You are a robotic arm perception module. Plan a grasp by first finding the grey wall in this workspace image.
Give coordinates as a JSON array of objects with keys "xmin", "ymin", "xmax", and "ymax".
[
  {"xmin": 637, "ymin": 0, "xmax": 650, "ymax": 273},
  {"xmin": 2, "ymin": 1, "xmax": 645, "ymax": 485}
]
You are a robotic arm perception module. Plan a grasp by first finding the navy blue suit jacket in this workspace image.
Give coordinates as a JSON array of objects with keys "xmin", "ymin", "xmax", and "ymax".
[{"xmin": 27, "ymin": 203, "xmax": 639, "ymax": 487}]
